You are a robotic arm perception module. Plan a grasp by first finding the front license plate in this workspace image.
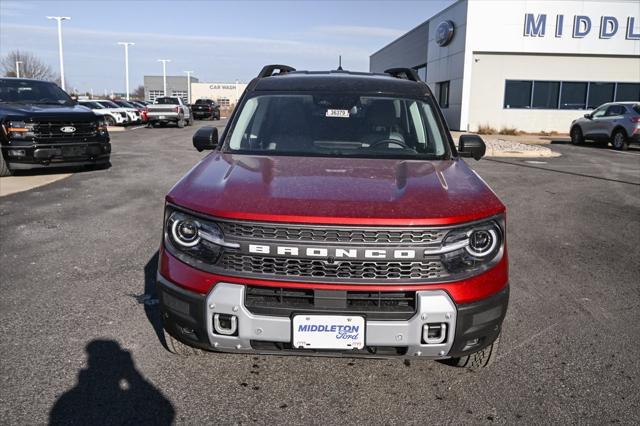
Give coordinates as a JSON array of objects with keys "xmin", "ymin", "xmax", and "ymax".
[
  {"xmin": 293, "ymin": 315, "xmax": 365, "ymax": 350},
  {"xmin": 159, "ymin": 115, "xmax": 166, "ymax": 119},
  {"xmin": 62, "ymin": 146, "xmax": 87, "ymax": 156}
]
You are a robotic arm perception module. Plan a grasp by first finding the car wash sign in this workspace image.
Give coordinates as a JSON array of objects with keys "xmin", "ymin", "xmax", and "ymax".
[{"xmin": 523, "ymin": 13, "xmax": 639, "ymax": 40}]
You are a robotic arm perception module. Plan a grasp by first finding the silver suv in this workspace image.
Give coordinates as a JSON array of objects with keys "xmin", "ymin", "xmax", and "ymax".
[{"xmin": 570, "ymin": 102, "xmax": 640, "ymax": 150}]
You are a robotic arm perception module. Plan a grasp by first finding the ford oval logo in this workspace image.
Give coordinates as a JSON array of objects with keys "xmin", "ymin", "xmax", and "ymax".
[{"xmin": 60, "ymin": 126, "xmax": 76, "ymax": 133}]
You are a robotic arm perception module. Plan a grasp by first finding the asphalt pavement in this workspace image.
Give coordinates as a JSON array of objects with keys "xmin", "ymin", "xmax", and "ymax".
[{"xmin": 1, "ymin": 121, "xmax": 639, "ymax": 424}]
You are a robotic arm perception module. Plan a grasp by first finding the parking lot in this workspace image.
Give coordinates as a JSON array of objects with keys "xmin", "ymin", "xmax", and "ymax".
[{"xmin": 1, "ymin": 122, "xmax": 639, "ymax": 424}]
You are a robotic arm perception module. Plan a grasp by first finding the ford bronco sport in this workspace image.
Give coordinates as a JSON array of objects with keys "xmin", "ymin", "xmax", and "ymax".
[{"xmin": 158, "ymin": 65, "xmax": 508, "ymax": 369}]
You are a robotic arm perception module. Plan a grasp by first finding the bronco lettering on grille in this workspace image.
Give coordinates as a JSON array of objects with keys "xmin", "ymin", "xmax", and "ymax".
[{"xmin": 248, "ymin": 244, "xmax": 419, "ymax": 260}]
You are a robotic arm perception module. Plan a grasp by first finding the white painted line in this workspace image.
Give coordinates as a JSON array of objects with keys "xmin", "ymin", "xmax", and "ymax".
[
  {"xmin": 128, "ymin": 125, "xmax": 147, "ymax": 130},
  {"xmin": 525, "ymin": 160, "xmax": 548, "ymax": 164}
]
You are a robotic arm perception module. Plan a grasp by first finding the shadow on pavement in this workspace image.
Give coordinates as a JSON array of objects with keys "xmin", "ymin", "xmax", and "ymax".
[
  {"xmin": 550, "ymin": 139, "xmax": 640, "ymax": 152},
  {"xmin": 9, "ymin": 162, "xmax": 112, "ymax": 177},
  {"xmin": 142, "ymin": 251, "xmax": 167, "ymax": 348},
  {"xmin": 49, "ymin": 340, "xmax": 175, "ymax": 425}
]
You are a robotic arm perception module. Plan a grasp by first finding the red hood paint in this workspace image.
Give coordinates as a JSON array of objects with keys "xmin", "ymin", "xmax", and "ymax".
[{"xmin": 166, "ymin": 153, "xmax": 505, "ymax": 226}]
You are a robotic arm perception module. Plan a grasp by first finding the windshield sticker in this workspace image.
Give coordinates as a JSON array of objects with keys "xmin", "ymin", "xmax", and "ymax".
[{"xmin": 326, "ymin": 109, "xmax": 350, "ymax": 118}]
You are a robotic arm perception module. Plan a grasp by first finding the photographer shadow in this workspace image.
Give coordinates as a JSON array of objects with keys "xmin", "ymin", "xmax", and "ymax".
[{"xmin": 49, "ymin": 340, "xmax": 175, "ymax": 425}]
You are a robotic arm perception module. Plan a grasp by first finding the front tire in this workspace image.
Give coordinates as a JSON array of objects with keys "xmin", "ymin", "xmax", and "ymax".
[
  {"xmin": 612, "ymin": 129, "xmax": 629, "ymax": 151},
  {"xmin": 105, "ymin": 115, "xmax": 116, "ymax": 127},
  {"xmin": 570, "ymin": 126, "xmax": 584, "ymax": 145},
  {"xmin": 442, "ymin": 336, "xmax": 500, "ymax": 370},
  {"xmin": 163, "ymin": 328, "xmax": 205, "ymax": 356},
  {"xmin": 0, "ymin": 153, "xmax": 13, "ymax": 177}
]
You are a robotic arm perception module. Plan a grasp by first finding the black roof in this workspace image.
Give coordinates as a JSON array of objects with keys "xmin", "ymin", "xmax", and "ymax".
[{"xmin": 251, "ymin": 70, "xmax": 433, "ymax": 98}]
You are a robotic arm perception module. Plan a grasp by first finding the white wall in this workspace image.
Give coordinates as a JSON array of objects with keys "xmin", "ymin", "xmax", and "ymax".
[
  {"xmin": 191, "ymin": 83, "xmax": 248, "ymax": 106},
  {"xmin": 467, "ymin": 53, "xmax": 640, "ymax": 132}
]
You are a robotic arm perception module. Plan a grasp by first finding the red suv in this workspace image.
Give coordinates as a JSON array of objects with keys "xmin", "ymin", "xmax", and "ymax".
[{"xmin": 158, "ymin": 65, "xmax": 508, "ymax": 369}]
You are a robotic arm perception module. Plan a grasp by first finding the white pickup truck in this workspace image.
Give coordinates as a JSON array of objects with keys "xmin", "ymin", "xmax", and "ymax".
[{"xmin": 146, "ymin": 96, "xmax": 192, "ymax": 128}]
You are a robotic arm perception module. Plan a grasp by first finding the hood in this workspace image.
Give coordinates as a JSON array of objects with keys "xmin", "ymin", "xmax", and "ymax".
[
  {"xmin": 0, "ymin": 103, "xmax": 97, "ymax": 120},
  {"xmin": 167, "ymin": 154, "xmax": 505, "ymax": 226}
]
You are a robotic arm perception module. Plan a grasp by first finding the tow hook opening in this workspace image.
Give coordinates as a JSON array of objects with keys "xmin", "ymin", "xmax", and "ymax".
[
  {"xmin": 213, "ymin": 313, "xmax": 238, "ymax": 336},
  {"xmin": 422, "ymin": 323, "xmax": 448, "ymax": 344}
]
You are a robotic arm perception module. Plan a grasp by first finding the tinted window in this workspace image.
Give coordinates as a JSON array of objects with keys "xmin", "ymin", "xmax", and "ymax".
[
  {"xmin": 504, "ymin": 80, "xmax": 532, "ymax": 108},
  {"xmin": 615, "ymin": 83, "xmax": 640, "ymax": 102},
  {"xmin": 155, "ymin": 97, "xmax": 180, "ymax": 105},
  {"xmin": 225, "ymin": 94, "xmax": 449, "ymax": 160},
  {"xmin": 560, "ymin": 82, "xmax": 587, "ymax": 109},
  {"xmin": 633, "ymin": 105, "xmax": 640, "ymax": 114},
  {"xmin": 195, "ymin": 99, "xmax": 211, "ymax": 104},
  {"xmin": 532, "ymin": 81, "xmax": 559, "ymax": 109},
  {"xmin": 437, "ymin": 81, "xmax": 449, "ymax": 108},
  {"xmin": 587, "ymin": 82, "xmax": 615, "ymax": 109},
  {"xmin": 605, "ymin": 105, "xmax": 626, "ymax": 116}
]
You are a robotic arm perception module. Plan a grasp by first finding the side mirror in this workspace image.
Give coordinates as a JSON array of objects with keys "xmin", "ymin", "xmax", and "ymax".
[
  {"xmin": 458, "ymin": 134, "xmax": 486, "ymax": 161},
  {"xmin": 193, "ymin": 126, "xmax": 219, "ymax": 152},
  {"xmin": 584, "ymin": 113, "xmax": 592, "ymax": 119}
]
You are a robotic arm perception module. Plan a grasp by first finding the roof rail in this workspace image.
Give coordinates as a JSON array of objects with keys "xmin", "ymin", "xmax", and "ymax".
[
  {"xmin": 384, "ymin": 68, "xmax": 420, "ymax": 82},
  {"xmin": 257, "ymin": 64, "xmax": 296, "ymax": 78}
]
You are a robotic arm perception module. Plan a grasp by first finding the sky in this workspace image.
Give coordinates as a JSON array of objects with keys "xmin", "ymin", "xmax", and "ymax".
[{"xmin": 0, "ymin": 0, "xmax": 454, "ymax": 93}]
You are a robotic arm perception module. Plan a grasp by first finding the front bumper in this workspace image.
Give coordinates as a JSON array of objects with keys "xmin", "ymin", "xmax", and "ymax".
[
  {"xmin": 157, "ymin": 273, "xmax": 508, "ymax": 359},
  {"xmin": 3, "ymin": 142, "xmax": 111, "ymax": 169}
]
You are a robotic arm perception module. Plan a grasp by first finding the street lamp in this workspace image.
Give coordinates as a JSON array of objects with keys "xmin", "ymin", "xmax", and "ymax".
[
  {"xmin": 15, "ymin": 61, "xmax": 23, "ymax": 78},
  {"xmin": 47, "ymin": 16, "xmax": 71, "ymax": 90},
  {"xmin": 117, "ymin": 42, "xmax": 134, "ymax": 100},
  {"xmin": 183, "ymin": 71, "xmax": 193, "ymax": 104},
  {"xmin": 157, "ymin": 59, "xmax": 171, "ymax": 96}
]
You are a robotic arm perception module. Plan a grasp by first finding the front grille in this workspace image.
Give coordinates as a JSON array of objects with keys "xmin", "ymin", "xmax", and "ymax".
[
  {"xmin": 245, "ymin": 286, "xmax": 416, "ymax": 320},
  {"xmin": 219, "ymin": 221, "xmax": 446, "ymax": 244},
  {"xmin": 33, "ymin": 120, "xmax": 98, "ymax": 140},
  {"xmin": 219, "ymin": 253, "xmax": 448, "ymax": 281}
]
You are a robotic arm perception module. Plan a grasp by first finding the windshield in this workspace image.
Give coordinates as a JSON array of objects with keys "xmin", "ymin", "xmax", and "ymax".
[
  {"xmin": 97, "ymin": 100, "xmax": 120, "ymax": 109},
  {"xmin": 195, "ymin": 99, "xmax": 211, "ymax": 104},
  {"xmin": 0, "ymin": 79, "xmax": 73, "ymax": 105},
  {"xmin": 224, "ymin": 93, "xmax": 449, "ymax": 159},
  {"xmin": 155, "ymin": 97, "xmax": 179, "ymax": 105},
  {"xmin": 114, "ymin": 100, "xmax": 134, "ymax": 108},
  {"xmin": 80, "ymin": 101, "xmax": 103, "ymax": 109}
]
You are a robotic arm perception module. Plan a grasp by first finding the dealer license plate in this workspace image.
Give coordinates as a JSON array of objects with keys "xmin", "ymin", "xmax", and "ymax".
[{"xmin": 292, "ymin": 315, "xmax": 365, "ymax": 350}]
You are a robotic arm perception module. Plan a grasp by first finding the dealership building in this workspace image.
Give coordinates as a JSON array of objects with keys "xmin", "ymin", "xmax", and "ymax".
[
  {"xmin": 370, "ymin": 0, "xmax": 640, "ymax": 132},
  {"xmin": 143, "ymin": 76, "xmax": 246, "ymax": 106}
]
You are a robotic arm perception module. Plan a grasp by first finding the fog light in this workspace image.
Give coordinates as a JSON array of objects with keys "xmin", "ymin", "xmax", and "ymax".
[
  {"xmin": 422, "ymin": 323, "xmax": 447, "ymax": 344},
  {"xmin": 8, "ymin": 149, "xmax": 26, "ymax": 157},
  {"xmin": 213, "ymin": 313, "xmax": 238, "ymax": 336}
]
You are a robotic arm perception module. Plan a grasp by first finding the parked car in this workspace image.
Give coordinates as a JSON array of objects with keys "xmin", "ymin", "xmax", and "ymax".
[
  {"xmin": 110, "ymin": 99, "xmax": 143, "ymax": 124},
  {"xmin": 0, "ymin": 78, "xmax": 111, "ymax": 176},
  {"xmin": 77, "ymin": 99, "xmax": 127, "ymax": 126},
  {"xmin": 157, "ymin": 65, "xmax": 508, "ymax": 370},
  {"xmin": 94, "ymin": 100, "xmax": 134, "ymax": 125},
  {"xmin": 191, "ymin": 99, "xmax": 220, "ymax": 120},
  {"xmin": 121, "ymin": 100, "xmax": 148, "ymax": 123},
  {"xmin": 146, "ymin": 96, "xmax": 192, "ymax": 128},
  {"xmin": 570, "ymin": 102, "xmax": 640, "ymax": 150}
]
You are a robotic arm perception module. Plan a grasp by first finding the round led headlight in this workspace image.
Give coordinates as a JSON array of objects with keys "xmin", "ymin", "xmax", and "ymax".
[
  {"xmin": 171, "ymin": 217, "xmax": 201, "ymax": 247},
  {"xmin": 466, "ymin": 228, "xmax": 498, "ymax": 257}
]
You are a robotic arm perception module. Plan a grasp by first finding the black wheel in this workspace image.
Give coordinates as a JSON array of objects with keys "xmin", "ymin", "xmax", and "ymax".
[
  {"xmin": 612, "ymin": 129, "xmax": 629, "ymax": 151},
  {"xmin": 442, "ymin": 336, "xmax": 500, "ymax": 370},
  {"xmin": 0, "ymin": 152, "xmax": 13, "ymax": 177},
  {"xmin": 570, "ymin": 126, "xmax": 584, "ymax": 145},
  {"xmin": 163, "ymin": 328, "xmax": 206, "ymax": 356},
  {"xmin": 151, "ymin": 121, "xmax": 160, "ymax": 128},
  {"xmin": 105, "ymin": 115, "xmax": 116, "ymax": 126}
]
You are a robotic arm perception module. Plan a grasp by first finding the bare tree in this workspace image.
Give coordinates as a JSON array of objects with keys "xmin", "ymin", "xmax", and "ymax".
[
  {"xmin": 1, "ymin": 50, "xmax": 57, "ymax": 81},
  {"xmin": 132, "ymin": 85, "xmax": 145, "ymax": 100}
]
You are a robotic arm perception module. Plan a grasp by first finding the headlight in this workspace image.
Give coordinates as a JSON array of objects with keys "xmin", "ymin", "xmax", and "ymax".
[
  {"xmin": 6, "ymin": 121, "xmax": 36, "ymax": 139},
  {"xmin": 426, "ymin": 218, "xmax": 504, "ymax": 274},
  {"xmin": 165, "ymin": 209, "xmax": 238, "ymax": 264}
]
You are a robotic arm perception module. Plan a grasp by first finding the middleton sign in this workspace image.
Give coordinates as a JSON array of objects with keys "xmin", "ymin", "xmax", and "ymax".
[{"xmin": 524, "ymin": 13, "xmax": 640, "ymax": 40}]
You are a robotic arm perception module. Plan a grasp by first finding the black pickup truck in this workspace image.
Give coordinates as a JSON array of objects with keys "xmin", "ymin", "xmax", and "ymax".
[
  {"xmin": 190, "ymin": 99, "xmax": 220, "ymax": 120},
  {"xmin": 0, "ymin": 78, "xmax": 111, "ymax": 176}
]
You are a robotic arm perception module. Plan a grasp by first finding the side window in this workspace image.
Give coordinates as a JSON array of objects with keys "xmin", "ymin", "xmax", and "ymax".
[
  {"xmin": 229, "ymin": 97, "xmax": 259, "ymax": 149},
  {"xmin": 591, "ymin": 106, "xmax": 607, "ymax": 118},
  {"xmin": 604, "ymin": 105, "xmax": 623, "ymax": 116}
]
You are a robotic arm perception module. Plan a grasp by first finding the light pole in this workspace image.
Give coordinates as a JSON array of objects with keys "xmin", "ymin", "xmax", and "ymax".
[
  {"xmin": 157, "ymin": 59, "xmax": 171, "ymax": 96},
  {"xmin": 47, "ymin": 16, "xmax": 71, "ymax": 90},
  {"xmin": 15, "ymin": 60, "xmax": 23, "ymax": 78},
  {"xmin": 118, "ymin": 42, "xmax": 134, "ymax": 100},
  {"xmin": 183, "ymin": 71, "xmax": 193, "ymax": 104}
]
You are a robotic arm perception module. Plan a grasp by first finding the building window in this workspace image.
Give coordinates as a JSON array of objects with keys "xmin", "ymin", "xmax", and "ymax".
[
  {"xmin": 171, "ymin": 90, "xmax": 187, "ymax": 102},
  {"xmin": 437, "ymin": 81, "xmax": 449, "ymax": 108},
  {"xmin": 615, "ymin": 83, "xmax": 640, "ymax": 102},
  {"xmin": 587, "ymin": 82, "xmax": 615, "ymax": 109},
  {"xmin": 504, "ymin": 80, "xmax": 532, "ymax": 108},
  {"xmin": 217, "ymin": 97, "xmax": 230, "ymax": 107},
  {"xmin": 560, "ymin": 82, "xmax": 588, "ymax": 109},
  {"xmin": 148, "ymin": 90, "xmax": 164, "ymax": 102},
  {"xmin": 532, "ymin": 81, "xmax": 560, "ymax": 109}
]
